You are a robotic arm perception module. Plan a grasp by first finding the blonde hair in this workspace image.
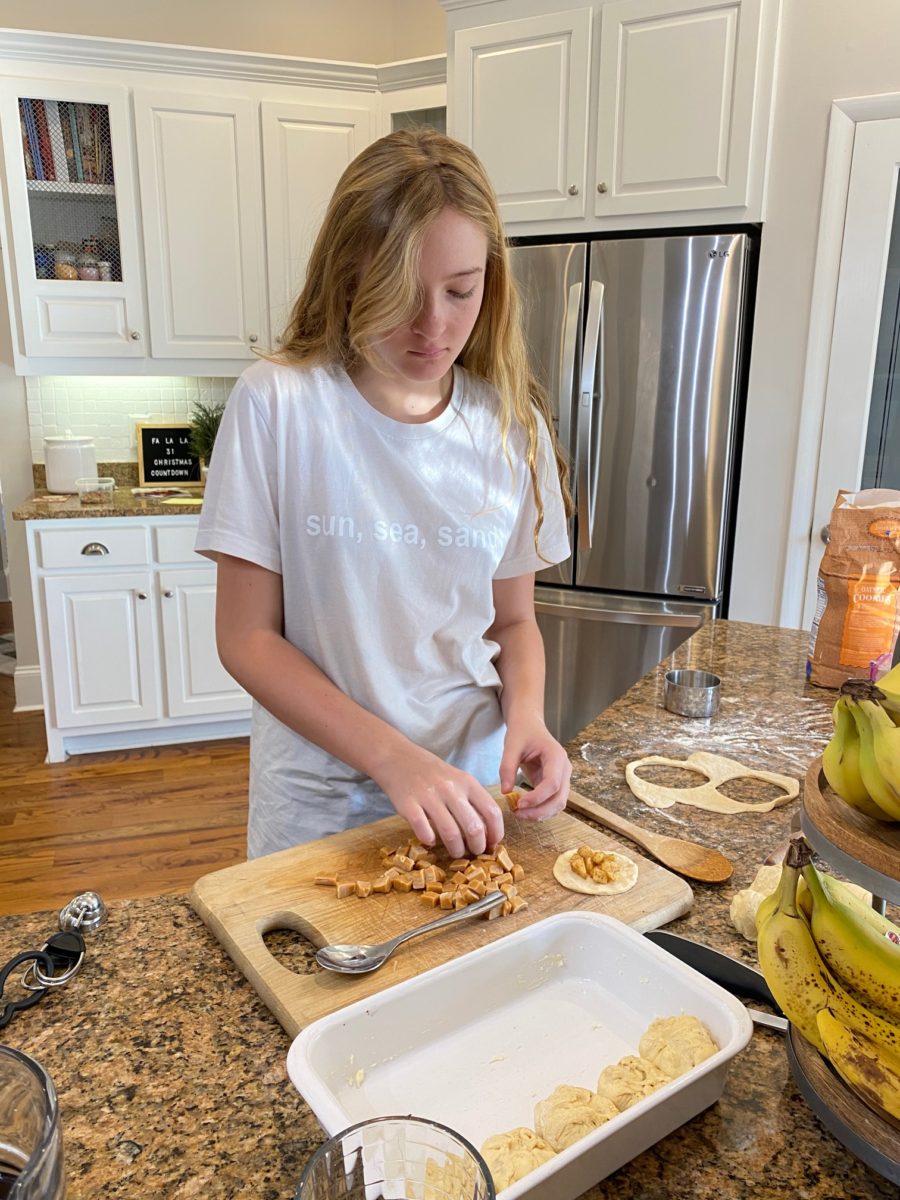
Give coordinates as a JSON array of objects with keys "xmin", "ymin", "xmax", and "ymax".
[{"xmin": 276, "ymin": 129, "xmax": 573, "ymax": 546}]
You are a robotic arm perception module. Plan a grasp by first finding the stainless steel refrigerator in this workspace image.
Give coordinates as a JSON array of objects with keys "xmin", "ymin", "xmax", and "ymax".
[{"xmin": 509, "ymin": 232, "xmax": 753, "ymax": 743}]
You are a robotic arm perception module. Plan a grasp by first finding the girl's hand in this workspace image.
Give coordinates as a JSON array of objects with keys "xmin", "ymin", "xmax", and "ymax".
[
  {"xmin": 373, "ymin": 749, "xmax": 505, "ymax": 860},
  {"xmin": 499, "ymin": 716, "xmax": 572, "ymax": 821}
]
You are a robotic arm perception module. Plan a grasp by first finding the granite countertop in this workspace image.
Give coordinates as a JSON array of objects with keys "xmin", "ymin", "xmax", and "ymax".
[
  {"xmin": 2, "ymin": 620, "xmax": 895, "ymax": 1199},
  {"xmin": 12, "ymin": 485, "xmax": 205, "ymax": 520}
]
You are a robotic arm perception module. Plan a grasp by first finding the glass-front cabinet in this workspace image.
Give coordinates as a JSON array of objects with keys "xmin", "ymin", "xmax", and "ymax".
[{"xmin": 0, "ymin": 79, "xmax": 145, "ymax": 357}]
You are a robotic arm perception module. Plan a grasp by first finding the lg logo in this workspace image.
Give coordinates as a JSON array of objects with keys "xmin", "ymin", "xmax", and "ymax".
[{"xmin": 708, "ymin": 249, "xmax": 730, "ymax": 259}]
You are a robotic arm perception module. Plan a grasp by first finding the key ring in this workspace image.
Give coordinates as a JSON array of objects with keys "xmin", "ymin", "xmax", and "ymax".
[{"xmin": 21, "ymin": 933, "xmax": 85, "ymax": 990}]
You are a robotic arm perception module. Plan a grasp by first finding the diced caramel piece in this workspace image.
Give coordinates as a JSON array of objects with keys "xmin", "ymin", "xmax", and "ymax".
[
  {"xmin": 392, "ymin": 876, "xmax": 413, "ymax": 893},
  {"xmin": 496, "ymin": 845, "xmax": 514, "ymax": 871},
  {"xmin": 465, "ymin": 865, "xmax": 488, "ymax": 884},
  {"xmin": 486, "ymin": 903, "xmax": 503, "ymax": 920},
  {"xmin": 500, "ymin": 883, "xmax": 517, "ymax": 899},
  {"xmin": 371, "ymin": 875, "xmax": 392, "ymax": 894},
  {"xmin": 425, "ymin": 881, "xmax": 444, "ymax": 894},
  {"xmin": 432, "ymin": 866, "xmax": 447, "ymax": 882},
  {"xmin": 494, "ymin": 872, "xmax": 513, "ymax": 887},
  {"xmin": 335, "ymin": 881, "xmax": 356, "ymax": 898},
  {"xmin": 501, "ymin": 900, "xmax": 513, "ymax": 917},
  {"xmin": 454, "ymin": 896, "xmax": 469, "ymax": 909},
  {"xmin": 356, "ymin": 881, "xmax": 372, "ymax": 898},
  {"xmin": 504, "ymin": 788, "xmax": 521, "ymax": 811},
  {"xmin": 509, "ymin": 895, "xmax": 528, "ymax": 914},
  {"xmin": 410, "ymin": 870, "xmax": 426, "ymax": 890},
  {"xmin": 422, "ymin": 865, "xmax": 439, "ymax": 884},
  {"xmin": 439, "ymin": 892, "xmax": 455, "ymax": 910},
  {"xmin": 474, "ymin": 854, "xmax": 494, "ymax": 864},
  {"xmin": 450, "ymin": 871, "xmax": 468, "ymax": 887},
  {"xmin": 460, "ymin": 886, "xmax": 480, "ymax": 904},
  {"xmin": 470, "ymin": 880, "xmax": 487, "ymax": 898},
  {"xmin": 409, "ymin": 845, "xmax": 430, "ymax": 863},
  {"xmin": 511, "ymin": 864, "xmax": 526, "ymax": 882},
  {"xmin": 381, "ymin": 854, "xmax": 399, "ymax": 868},
  {"xmin": 383, "ymin": 866, "xmax": 400, "ymax": 881},
  {"xmin": 487, "ymin": 862, "xmax": 505, "ymax": 878},
  {"xmin": 314, "ymin": 875, "xmax": 338, "ymax": 887},
  {"xmin": 420, "ymin": 853, "xmax": 437, "ymax": 865},
  {"xmin": 421, "ymin": 892, "xmax": 440, "ymax": 907},
  {"xmin": 448, "ymin": 858, "xmax": 470, "ymax": 872},
  {"xmin": 378, "ymin": 846, "xmax": 393, "ymax": 859},
  {"xmin": 395, "ymin": 854, "xmax": 415, "ymax": 872}
]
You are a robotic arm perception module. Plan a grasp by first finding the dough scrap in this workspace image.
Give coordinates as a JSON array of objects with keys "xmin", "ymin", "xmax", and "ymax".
[
  {"xmin": 596, "ymin": 1055, "xmax": 672, "ymax": 1111},
  {"xmin": 552, "ymin": 847, "xmax": 638, "ymax": 896},
  {"xmin": 479, "ymin": 1127, "xmax": 556, "ymax": 1190},
  {"xmin": 625, "ymin": 750, "xmax": 798, "ymax": 813},
  {"xmin": 534, "ymin": 1084, "xmax": 619, "ymax": 1151},
  {"xmin": 638, "ymin": 1015, "xmax": 718, "ymax": 1078},
  {"xmin": 418, "ymin": 1152, "xmax": 480, "ymax": 1200}
]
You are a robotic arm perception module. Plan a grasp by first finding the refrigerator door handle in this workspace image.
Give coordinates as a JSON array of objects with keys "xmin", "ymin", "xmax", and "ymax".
[
  {"xmin": 533, "ymin": 599, "xmax": 705, "ymax": 628},
  {"xmin": 558, "ymin": 279, "xmax": 582, "ymax": 456},
  {"xmin": 577, "ymin": 279, "xmax": 604, "ymax": 552}
]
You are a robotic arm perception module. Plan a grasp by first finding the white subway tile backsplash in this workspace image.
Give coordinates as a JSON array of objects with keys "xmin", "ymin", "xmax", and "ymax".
[{"xmin": 27, "ymin": 376, "xmax": 237, "ymax": 462}]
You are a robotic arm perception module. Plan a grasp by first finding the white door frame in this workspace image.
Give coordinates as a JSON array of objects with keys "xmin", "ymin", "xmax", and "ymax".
[{"xmin": 782, "ymin": 93, "xmax": 900, "ymax": 630}]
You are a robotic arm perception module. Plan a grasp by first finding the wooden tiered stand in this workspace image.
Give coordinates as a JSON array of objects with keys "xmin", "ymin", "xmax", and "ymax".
[{"xmin": 786, "ymin": 758, "xmax": 900, "ymax": 1184}]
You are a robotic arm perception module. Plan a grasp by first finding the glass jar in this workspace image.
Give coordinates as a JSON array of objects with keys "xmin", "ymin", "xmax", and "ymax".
[
  {"xmin": 0, "ymin": 1046, "xmax": 67, "ymax": 1198},
  {"xmin": 53, "ymin": 250, "xmax": 78, "ymax": 281},
  {"xmin": 76, "ymin": 254, "xmax": 100, "ymax": 282}
]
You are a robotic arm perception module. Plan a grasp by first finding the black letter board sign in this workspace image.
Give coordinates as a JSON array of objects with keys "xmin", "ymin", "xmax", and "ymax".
[{"xmin": 136, "ymin": 423, "xmax": 202, "ymax": 487}]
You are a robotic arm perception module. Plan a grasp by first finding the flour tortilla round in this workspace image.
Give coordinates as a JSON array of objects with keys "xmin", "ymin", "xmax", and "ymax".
[{"xmin": 552, "ymin": 848, "xmax": 639, "ymax": 895}]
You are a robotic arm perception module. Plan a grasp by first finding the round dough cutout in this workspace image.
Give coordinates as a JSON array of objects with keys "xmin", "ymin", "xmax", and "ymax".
[
  {"xmin": 638, "ymin": 1014, "xmax": 718, "ymax": 1078},
  {"xmin": 480, "ymin": 1127, "xmax": 556, "ymax": 1190},
  {"xmin": 534, "ymin": 1084, "xmax": 619, "ymax": 1151},
  {"xmin": 552, "ymin": 847, "xmax": 638, "ymax": 895}
]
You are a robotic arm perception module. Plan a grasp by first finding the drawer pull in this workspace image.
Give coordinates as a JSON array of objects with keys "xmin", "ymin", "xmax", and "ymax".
[
  {"xmin": 81, "ymin": 542, "xmax": 110, "ymax": 556},
  {"xmin": 136, "ymin": 592, "xmax": 148, "ymax": 600},
  {"xmin": 163, "ymin": 589, "xmax": 174, "ymax": 598}
]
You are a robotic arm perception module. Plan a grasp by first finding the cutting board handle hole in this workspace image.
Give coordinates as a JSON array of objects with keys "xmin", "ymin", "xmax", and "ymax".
[{"xmin": 260, "ymin": 916, "xmax": 320, "ymax": 976}]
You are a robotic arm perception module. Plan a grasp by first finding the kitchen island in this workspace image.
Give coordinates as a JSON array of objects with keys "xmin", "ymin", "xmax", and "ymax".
[{"xmin": 1, "ymin": 620, "xmax": 895, "ymax": 1199}]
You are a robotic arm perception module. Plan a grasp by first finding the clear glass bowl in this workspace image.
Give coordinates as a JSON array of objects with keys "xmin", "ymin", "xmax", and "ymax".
[
  {"xmin": 294, "ymin": 1116, "xmax": 495, "ymax": 1200},
  {"xmin": 0, "ymin": 1046, "xmax": 66, "ymax": 1198}
]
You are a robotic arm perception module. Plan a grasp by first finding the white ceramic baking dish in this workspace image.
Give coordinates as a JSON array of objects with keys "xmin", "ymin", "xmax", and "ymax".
[{"xmin": 287, "ymin": 912, "xmax": 753, "ymax": 1200}]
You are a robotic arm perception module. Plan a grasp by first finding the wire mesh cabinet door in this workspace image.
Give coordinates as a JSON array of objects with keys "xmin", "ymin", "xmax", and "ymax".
[{"xmin": 0, "ymin": 78, "xmax": 147, "ymax": 360}]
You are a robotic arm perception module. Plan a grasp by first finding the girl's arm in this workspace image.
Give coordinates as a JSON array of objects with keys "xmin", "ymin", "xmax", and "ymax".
[
  {"xmin": 213, "ymin": 552, "xmax": 504, "ymax": 857},
  {"xmin": 488, "ymin": 573, "xmax": 572, "ymax": 819}
]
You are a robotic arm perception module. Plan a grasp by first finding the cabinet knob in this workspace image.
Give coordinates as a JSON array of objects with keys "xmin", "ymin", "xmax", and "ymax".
[
  {"xmin": 248, "ymin": 334, "xmax": 258, "ymax": 344},
  {"xmin": 821, "ymin": 525, "xmax": 830, "ymax": 545},
  {"xmin": 163, "ymin": 589, "xmax": 174, "ymax": 598},
  {"xmin": 567, "ymin": 184, "xmax": 579, "ymax": 196},
  {"xmin": 597, "ymin": 182, "xmax": 608, "ymax": 194},
  {"xmin": 81, "ymin": 542, "xmax": 109, "ymax": 556},
  {"xmin": 130, "ymin": 330, "xmax": 142, "ymax": 341},
  {"xmin": 136, "ymin": 591, "xmax": 148, "ymax": 600}
]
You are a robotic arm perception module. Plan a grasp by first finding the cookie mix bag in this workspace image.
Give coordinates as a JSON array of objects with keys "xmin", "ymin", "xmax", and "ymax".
[{"xmin": 807, "ymin": 489, "xmax": 900, "ymax": 688}]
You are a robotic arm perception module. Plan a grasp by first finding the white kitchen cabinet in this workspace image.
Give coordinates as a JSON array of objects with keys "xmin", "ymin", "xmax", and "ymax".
[
  {"xmin": 133, "ymin": 89, "xmax": 268, "ymax": 360},
  {"xmin": 447, "ymin": 0, "xmax": 778, "ymax": 226},
  {"xmin": 452, "ymin": 10, "xmax": 592, "ymax": 224},
  {"xmin": 0, "ymin": 78, "xmax": 146, "ymax": 357},
  {"xmin": 27, "ymin": 516, "xmax": 250, "ymax": 762},
  {"xmin": 261, "ymin": 99, "xmax": 373, "ymax": 340},
  {"xmin": 594, "ymin": 0, "xmax": 763, "ymax": 215},
  {"xmin": 42, "ymin": 569, "xmax": 161, "ymax": 729}
]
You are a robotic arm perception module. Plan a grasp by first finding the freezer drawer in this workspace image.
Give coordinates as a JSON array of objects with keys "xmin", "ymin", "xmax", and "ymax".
[{"xmin": 535, "ymin": 587, "xmax": 715, "ymax": 744}]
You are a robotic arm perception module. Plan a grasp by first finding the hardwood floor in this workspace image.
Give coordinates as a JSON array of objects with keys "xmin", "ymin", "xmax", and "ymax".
[{"xmin": 0, "ymin": 602, "xmax": 250, "ymax": 916}]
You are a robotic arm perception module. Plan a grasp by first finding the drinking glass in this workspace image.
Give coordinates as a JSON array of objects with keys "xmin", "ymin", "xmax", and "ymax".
[
  {"xmin": 294, "ymin": 1115, "xmax": 495, "ymax": 1200},
  {"xmin": 0, "ymin": 1047, "xmax": 66, "ymax": 1199}
]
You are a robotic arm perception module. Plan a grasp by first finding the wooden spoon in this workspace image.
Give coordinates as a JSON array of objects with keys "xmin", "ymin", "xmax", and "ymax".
[{"xmin": 563, "ymin": 788, "xmax": 733, "ymax": 883}]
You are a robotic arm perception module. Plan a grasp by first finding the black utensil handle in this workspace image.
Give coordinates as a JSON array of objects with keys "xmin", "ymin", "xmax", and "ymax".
[{"xmin": 643, "ymin": 929, "xmax": 784, "ymax": 1015}]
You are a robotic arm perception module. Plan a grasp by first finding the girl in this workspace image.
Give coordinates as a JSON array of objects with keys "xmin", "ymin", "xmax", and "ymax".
[{"xmin": 196, "ymin": 129, "xmax": 573, "ymax": 860}]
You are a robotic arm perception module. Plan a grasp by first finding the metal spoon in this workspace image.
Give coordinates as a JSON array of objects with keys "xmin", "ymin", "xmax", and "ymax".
[{"xmin": 315, "ymin": 890, "xmax": 507, "ymax": 974}]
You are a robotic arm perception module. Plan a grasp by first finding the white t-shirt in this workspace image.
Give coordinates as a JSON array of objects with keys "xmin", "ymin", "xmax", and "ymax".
[{"xmin": 195, "ymin": 358, "xmax": 570, "ymax": 857}]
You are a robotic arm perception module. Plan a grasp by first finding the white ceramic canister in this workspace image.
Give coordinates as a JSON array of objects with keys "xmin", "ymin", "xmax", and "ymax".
[{"xmin": 44, "ymin": 432, "xmax": 98, "ymax": 494}]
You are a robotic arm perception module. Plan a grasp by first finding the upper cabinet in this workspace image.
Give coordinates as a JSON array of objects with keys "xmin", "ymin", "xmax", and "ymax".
[
  {"xmin": 0, "ymin": 78, "xmax": 147, "ymax": 358},
  {"xmin": 0, "ymin": 36, "xmax": 446, "ymax": 375},
  {"xmin": 446, "ymin": 0, "xmax": 780, "ymax": 230},
  {"xmin": 134, "ymin": 90, "xmax": 267, "ymax": 361}
]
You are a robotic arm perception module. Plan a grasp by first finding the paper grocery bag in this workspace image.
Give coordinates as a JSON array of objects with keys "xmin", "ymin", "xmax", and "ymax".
[{"xmin": 807, "ymin": 489, "xmax": 900, "ymax": 688}]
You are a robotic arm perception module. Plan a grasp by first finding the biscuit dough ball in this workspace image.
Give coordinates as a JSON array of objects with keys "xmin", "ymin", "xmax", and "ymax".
[
  {"xmin": 480, "ymin": 1127, "xmax": 556, "ymax": 1190},
  {"xmin": 639, "ymin": 1015, "xmax": 719, "ymax": 1079},
  {"xmin": 596, "ymin": 1055, "xmax": 671, "ymax": 1111},
  {"xmin": 534, "ymin": 1084, "xmax": 619, "ymax": 1151}
]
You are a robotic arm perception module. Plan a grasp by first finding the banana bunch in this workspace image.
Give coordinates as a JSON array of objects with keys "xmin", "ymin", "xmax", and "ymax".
[
  {"xmin": 822, "ymin": 674, "xmax": 900, "ymax": 822},
  {"xmin": 756, "ymin": 837, "xmax": 900, "ymax": 1126}
]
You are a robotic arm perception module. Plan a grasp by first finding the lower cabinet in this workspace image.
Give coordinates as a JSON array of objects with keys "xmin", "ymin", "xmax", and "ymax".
[{"xmin": 27, "ymin": 515, "xmax": 250, "ymax": 761}]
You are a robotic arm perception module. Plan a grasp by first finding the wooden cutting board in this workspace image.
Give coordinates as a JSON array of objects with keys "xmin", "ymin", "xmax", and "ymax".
[{"xmin": 189, "ymin": 789, "xmax": 693, "ymax": 1038}]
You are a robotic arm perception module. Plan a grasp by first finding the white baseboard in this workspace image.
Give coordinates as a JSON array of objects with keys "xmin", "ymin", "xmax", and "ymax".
[{"xmin": 13, "ymin": 664, "xmax": 44, "ymax": 711}]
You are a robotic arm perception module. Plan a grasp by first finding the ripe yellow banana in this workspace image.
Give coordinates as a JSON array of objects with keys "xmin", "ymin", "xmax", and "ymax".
[
  {"xmin": 822, "ymin": 695, "xmax": 885, "ymax": 819},
  {"xmin": 816, "ymin": 1007, "xmax": 900, "ymax": 1124},
  {"xmin": 844, "ymin": 695, "xmax": 900, "ymax": 821},
  {"xmin": 756, "ymin": 844, "xmax": 900, "ymax": 1056},
  {"xmin": 802, "ymin": 862, "xmax": 900, "ymax": 1022},
  {"xmin": 870, "ymin": 660, "xmax": 900, "ymax": 714}
]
